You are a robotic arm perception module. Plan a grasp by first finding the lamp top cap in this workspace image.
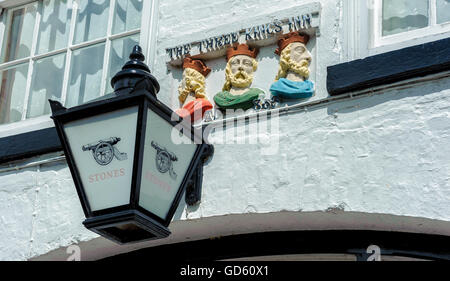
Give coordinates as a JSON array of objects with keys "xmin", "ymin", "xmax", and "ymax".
[
  {"xmin": 111, "ymin": 45, "xmax": 160, "ymax": 95},
  {"xmin": 130, "ymin": 45, "xmax": 145, "ymax": 61}
]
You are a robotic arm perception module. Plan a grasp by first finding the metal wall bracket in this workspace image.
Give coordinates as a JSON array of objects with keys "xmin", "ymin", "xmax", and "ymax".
[{"xmin": 185, "ymin": 144, "xmax": 214, "ymax": 206}]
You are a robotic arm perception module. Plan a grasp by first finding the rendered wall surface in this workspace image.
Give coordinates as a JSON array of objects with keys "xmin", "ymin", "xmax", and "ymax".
[{"xmin": 0, "ymin": 0, "xmax": 449, "ymax": 260}]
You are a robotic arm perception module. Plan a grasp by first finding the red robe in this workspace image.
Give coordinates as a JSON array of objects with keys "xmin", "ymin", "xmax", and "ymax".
[{"xmin": 175, "ymin": 99, "xmax": 213, "ymax": 122}]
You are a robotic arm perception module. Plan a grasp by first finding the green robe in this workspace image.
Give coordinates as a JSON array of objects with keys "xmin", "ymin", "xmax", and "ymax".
[{"xmin": 214, "ymin": 88, "xmax": 263, "ymax": 110}]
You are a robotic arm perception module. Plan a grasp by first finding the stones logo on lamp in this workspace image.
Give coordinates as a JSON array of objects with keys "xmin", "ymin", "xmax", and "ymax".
[
  {"xmin": 151, "ymin": 141, "xmax": 178, "ymax": 180},
  {"xmin": 48, "ymin": 46, "xmax": 213, "ymax": 244},
  {"xmin": 82, "ymin": 137, "xmax": 128, "ymax": 166}
]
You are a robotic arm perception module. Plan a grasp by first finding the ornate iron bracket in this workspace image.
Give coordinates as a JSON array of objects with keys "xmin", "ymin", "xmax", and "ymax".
[{"xmin": 185, "ymin": 144, "xmax": 214, "ymax": 206}]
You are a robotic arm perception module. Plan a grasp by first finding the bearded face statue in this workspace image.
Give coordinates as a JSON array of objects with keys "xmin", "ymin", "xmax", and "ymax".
[
  {"xmin": 178, "ymin": 68, "xmax": 207, "ymax": 105},
  {"xmin": 223, "ymin": 55, "xmax": 258, "ymax": 92},
  {"xmin": 275, "ymin": 42, "xmax": 312, "ymax": 81}
]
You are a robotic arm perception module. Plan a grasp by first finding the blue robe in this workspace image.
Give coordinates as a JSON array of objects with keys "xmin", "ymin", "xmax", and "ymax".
[{"xmin": 270, "ymin": 78, "xmax": 314, "ymax": 99}]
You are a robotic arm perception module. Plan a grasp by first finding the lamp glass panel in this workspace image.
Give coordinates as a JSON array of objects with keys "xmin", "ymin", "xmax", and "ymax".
[
  {"xmin": 139, "ymin": 109, "xmax": 197, "ymax": 220},
  {"xmin": 63, "ymin": 106, "xmax": 138, "ymax": 211}
]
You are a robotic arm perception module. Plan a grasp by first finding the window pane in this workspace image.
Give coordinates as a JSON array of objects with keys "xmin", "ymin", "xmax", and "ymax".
[
  {"xmin": 437, "ymin": 0, "xmax": 450, "ymax": 24},
  {"xmin": 105, "ymin": 34, "xmax": 140, "ymax": 94},
  {"xmin": 36, "ymin": 0, "xmax": 72, "ymax": 54},
  {"xmin": 1, "ymin": 4, "xmax": 37, "ymax": 62},
  {"xmin": 66, "ymin": 43, "xmax": 105, "ymax": 107},
  {"xmin": 112, "ymin": 0, "xmax": 143, "ymax": 34},
  {"xmin": 0, "ymin": 63, "xmax": 29, "ymax": 124},
  {"xmin": 27, "ymin": 54, "xmax": 66, "ymax": 118},
  {"xmin": 74, "ymin": 0, "xmax": 110, "ymax": 44},
  {"xmin": 382, "ymin": 0, "xmax": 429, "ymax": 36}
]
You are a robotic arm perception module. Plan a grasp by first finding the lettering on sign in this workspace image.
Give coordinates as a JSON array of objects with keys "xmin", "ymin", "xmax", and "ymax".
[
  {"xmin": 88, "ymin": 168, "xmax": 125, "ymax": 183},
  {"xmin": 144, "ymin": 171, "xmax": 172, "ymax": 193},
  {"xmin": 165, "ymin": 5, "xmax": 320, "ymax": 62}
]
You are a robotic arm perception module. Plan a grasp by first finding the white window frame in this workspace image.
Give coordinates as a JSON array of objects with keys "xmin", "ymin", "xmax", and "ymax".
[
  {"xmin": 347, "ymin": 0, "xmax": 450, "ymax": 59},
  {"xmin": 0, "ymin": 0, "xmax": 159, "ymax": 138},
  {"xmin": 372, "ymin": 0, "xmax": 450, "ymax": 48}
]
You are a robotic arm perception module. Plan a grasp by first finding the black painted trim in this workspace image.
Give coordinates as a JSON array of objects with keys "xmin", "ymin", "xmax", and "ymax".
[
  {"xmin": 327, "ymin": 37, "xmax": 450, "ymax": 96},
  {"xmin": 0, "ymin": 127, "xmax": 62, "ymax": 164}
]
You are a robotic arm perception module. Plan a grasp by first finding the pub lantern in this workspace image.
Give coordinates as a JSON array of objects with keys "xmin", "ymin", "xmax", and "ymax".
[{"xmin": 49, "ymin": 46, "xmax": 212, "ymax": 244}]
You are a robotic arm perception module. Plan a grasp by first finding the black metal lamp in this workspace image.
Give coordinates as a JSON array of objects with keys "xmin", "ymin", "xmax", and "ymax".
[{"xmin": 49, "ymin": 46, "xmax": 212, "ymax": 244}]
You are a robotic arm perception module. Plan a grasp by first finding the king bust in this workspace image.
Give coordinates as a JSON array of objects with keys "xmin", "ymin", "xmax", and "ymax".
[
  {"xmin": 214, "ymin": 44, "xmax": 263, "ymax": 111},
  {"xmin": 270, "ymin": 32, "xmax": 314, "ymax": 100},
  {"xmin": 175, "ymin": 57, "xmax": 213, "ymax": 122}
]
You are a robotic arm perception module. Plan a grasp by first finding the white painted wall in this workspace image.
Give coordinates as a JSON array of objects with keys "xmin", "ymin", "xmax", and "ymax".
[{"xmin": 0, "ymin": 0, "xmax": 450, "ymax": 260}]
